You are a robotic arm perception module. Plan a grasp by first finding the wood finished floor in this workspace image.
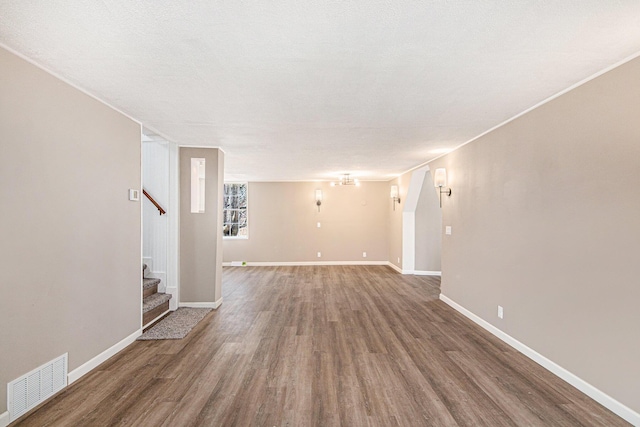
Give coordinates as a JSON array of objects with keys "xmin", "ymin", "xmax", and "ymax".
[{"xmin": 16, "ymin": 266, "xmax": 629, "ymax": 426}]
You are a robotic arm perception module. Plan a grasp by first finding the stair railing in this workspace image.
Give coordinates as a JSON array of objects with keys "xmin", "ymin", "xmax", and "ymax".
[{"xmin": 143, "ymin": 188, "xmax": 166, "ymax": 215}]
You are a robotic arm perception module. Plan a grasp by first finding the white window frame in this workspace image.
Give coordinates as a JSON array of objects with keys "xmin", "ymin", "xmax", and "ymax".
[{"xmin": 223, "ymin": 182, "xmax": 248, "ymax": 239}]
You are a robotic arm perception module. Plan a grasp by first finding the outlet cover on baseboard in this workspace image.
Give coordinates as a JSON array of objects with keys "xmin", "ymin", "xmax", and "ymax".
[{"xmin": 230, "ymin": 261, "xmax": 247, "ymax": 267}]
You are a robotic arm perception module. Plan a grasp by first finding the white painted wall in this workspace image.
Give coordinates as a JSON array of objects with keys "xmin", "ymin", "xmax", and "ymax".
[{"xmin": 142, "ymin": 141, "xmax": 170, "ymax": 290}]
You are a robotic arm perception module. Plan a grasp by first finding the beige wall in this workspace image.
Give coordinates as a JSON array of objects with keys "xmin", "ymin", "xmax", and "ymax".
[
  {"xmin": 179, "ymin": 147, "xmax": 223, "ymax": 303},
  {"xmin": 223, "ymin": 181, "xmax": 390, "ymax": 263},
  {"xmin": 431, "ymin": 57, "xmax": 640, "ymax": 413},
  {"xmin": 0, "ymin": 48, "xmax": 141, "ymax": 413}
]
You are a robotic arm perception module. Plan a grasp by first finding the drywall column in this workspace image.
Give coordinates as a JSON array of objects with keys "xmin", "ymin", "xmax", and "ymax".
[
  {"xmin": 389, "ymin": 167, "xmax": 442, "ymax": 274},
  {"xmin": 401, "ymin": 167, "xmax": 429, "ymax": 272},
  {"xmin": 179, "ymin": 147, "xmax": 224, "ymax": 308},
  {"xmin": 414, "ymin": 170, "xmax": 442, "ymax": 274}
]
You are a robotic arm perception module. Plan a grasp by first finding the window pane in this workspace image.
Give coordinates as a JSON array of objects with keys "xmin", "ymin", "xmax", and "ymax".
[
  {"xmin": 223, "ymin": 196, "xmax": 232, "ymax": 209},
  {"xmin": 223, "ymin": 183, "xmax": 248, "ymax": 238}
]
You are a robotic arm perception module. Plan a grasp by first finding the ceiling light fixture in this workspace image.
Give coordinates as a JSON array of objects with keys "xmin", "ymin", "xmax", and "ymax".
[{"xmin": 330, "ymin": 174, "xmax": 360, "ymax": 187}]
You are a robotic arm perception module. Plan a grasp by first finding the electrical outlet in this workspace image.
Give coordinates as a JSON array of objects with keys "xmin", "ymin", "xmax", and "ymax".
[
  {"xmin": 317, "ymin": 222, "xmax": 321, "ymax": 228},
  {"xmin": 497, "ymin": 305, "xmax": 504, "ymax": 319},
  {"xmin": 317, "ymin": 252, "xmax": 321, "ymax": 258},
  {"xmin": 362, "ymin": 252, "xmax": 367, "ymax": 258}
]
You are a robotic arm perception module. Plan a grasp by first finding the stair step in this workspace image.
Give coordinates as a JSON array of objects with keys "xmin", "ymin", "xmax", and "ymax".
[
  {"xmin": 143, "ymin": 277, "xmax": 161, "ymax": 290},
  {"xmin": 143, "ymin": 278, "xmax": 161, "ymax": 298},
  {"xmin": 143, "ymin": 292, "xmax": 172, "ymax": 314},
  {"xmin": 143, "ymin": 298, "xmax": 170, "ymax": 326}
]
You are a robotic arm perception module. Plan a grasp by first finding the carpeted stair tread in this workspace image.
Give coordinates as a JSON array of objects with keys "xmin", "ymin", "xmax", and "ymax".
[
  {"xmin": 143, "ymin": 277, "xmax": 161, "ymax": 289},
  {"xmin": 138, "ymin": 308, "xmax": 212, "ymax": 340},
  {"xmin": 143, "ymin": 292, "xmax": 172, "ymax": 313}
]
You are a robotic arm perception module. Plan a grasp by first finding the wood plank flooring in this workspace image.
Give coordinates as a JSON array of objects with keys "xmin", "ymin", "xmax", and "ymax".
[{"xmin": 15, "ymin": 266, "xmax": 629, "ymax": 426}]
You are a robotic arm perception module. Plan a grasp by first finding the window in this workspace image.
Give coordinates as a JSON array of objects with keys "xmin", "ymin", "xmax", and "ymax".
[{"xmin": 223, "ymin": 183, "xmax": 248, "ymax": 238}]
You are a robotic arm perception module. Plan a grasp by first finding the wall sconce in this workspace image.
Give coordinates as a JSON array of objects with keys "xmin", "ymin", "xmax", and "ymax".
[
  {"xmin": 315, "ymin": 189, "xmax": 323, "ymax": 212},
  {"xmin": 390, "ymin": 185, "xmax": 401, "ymax": 211},
  {"xmin": 434, "ymin": 168, "xmax": 451, "ymax": 208}
]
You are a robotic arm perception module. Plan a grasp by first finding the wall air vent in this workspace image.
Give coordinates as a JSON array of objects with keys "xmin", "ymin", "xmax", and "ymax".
[{"xmin": 7, "ymin": 353, "xmax": 68, "ymax": 422}]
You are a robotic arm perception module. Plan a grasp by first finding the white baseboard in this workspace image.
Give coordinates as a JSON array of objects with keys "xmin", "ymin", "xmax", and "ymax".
[
  {"xmin": 439, "ymin": 294, "xmax": 640, "ymax": 426},
  {"xmin": 387, "ymin": 263, "xmax": 403, "ymax": 274},
  {"xmin": 386, "ymin": 263, "xmax": 441, "ymax": 276},
  {"xmin": 412, "ymin": 270, "xmax": 441, "ymax": 276},
  {"xmin": 179, "ymin": 297, "xmax": 223, "ymax": 309},
  {"xmin": 0, "ymin": 411, "xmax": 9, "ymax": 427},
  {"xmin": 223, "ymin": 261, "xmax": 389, "ymax": 267},
  {"xmin": 219, "ymin": 261, "xmax": 439, "ymax": 279},
  {"xmin": 67, "ymin": 328, "xmax": 141, "ymax": 385}
]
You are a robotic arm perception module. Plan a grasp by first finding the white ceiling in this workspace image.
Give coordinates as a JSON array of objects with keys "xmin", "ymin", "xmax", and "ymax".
[{"xmin": 2, "ymin": 1, "xmax": 640, "ymax": 181}]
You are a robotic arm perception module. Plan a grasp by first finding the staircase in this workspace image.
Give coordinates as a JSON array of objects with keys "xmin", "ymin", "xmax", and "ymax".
[{"xmin": 143, "ymin": 264, "xmax": 171, "ymax": 327}]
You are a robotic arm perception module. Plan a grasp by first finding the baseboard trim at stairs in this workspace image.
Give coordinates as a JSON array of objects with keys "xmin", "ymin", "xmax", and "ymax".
[
  {"xmin": 439, "ymin": 294, "xmax": 640, "ymax": 426},
  {"xmin": 67, "ymin": 328, "xmax": 141, "ymax": 385},
  {"xmin": 144, "ymin": 309, "xmax": 172, "ymax": 330},
  {"xmin": 0, "ymin": 410, "xmax": 9, "ymax": 427},
  {"xmin": 180, "ymin": 298, "xmax": 223, "ymax": 309}
]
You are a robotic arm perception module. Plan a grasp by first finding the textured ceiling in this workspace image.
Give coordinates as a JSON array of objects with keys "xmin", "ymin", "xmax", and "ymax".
[{"xmin": 2, "ymin": 1, "xmax": 640, "ymax": 181}]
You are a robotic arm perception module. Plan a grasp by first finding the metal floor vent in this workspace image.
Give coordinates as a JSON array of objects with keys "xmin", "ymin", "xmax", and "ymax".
[{"xmin": 8, "ymin": 353, "xmax": 68, "ymax": 422}]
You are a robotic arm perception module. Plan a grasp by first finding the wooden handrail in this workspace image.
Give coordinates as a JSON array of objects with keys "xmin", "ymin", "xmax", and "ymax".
[{"xmin": 143, "ymin": 189, "xmax": 166, "ymax": 215}]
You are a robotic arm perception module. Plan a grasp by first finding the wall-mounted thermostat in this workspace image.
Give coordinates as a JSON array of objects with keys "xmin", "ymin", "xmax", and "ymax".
[{"xmin": 129, "ymin": 189, "xmax": 140, "ymax": 201}]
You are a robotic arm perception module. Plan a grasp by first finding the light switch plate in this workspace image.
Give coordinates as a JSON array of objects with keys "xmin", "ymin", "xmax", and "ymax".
[
  {"xmin": 129, "ymin": 189, "xmax": 139, "ymax": 201},
  {"xmin": 445, "ymin": 226, "xmax": 452, "ymax": 235}
]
